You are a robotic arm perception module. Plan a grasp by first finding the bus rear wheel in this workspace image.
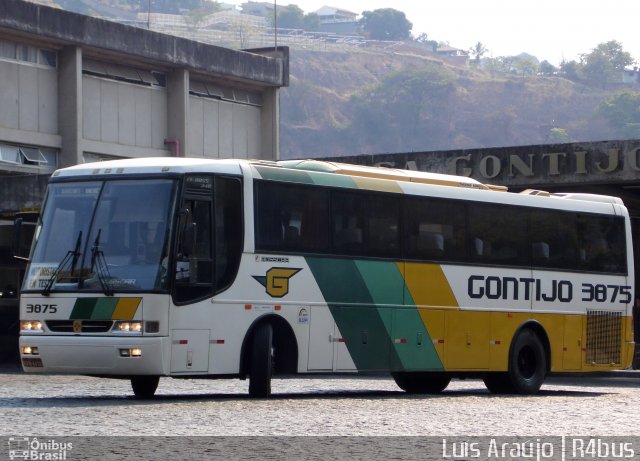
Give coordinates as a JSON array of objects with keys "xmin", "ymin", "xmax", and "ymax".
[
  {"xmin": 248, "ymin": 322, "xmax": 273, "ymax": 398},
  {"xmin": 131, "ymin": 376, "xmax": 159, "ymax": 399},
  {"xmin": 392, "ymin": 372, "xmax": 451, "ymax": 394},
  {"xmin": 507, "ymin": 329, "xmax": 547, "ymax": 395}
]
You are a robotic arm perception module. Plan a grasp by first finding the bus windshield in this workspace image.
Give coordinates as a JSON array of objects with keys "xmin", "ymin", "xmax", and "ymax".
[{"xmin": 24, "ymin": 179, "xmax": 177, "ymax": 293}]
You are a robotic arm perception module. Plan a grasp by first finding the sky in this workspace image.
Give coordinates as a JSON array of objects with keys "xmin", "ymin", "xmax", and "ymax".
[{"xmin": 228, "ymin": 0, "xmax": 640, "ymax": 66}]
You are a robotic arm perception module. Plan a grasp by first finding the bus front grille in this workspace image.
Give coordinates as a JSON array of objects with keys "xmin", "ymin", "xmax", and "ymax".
[
  {"xmin": 585, "ymin": 310, "xmax": 622, "ymax": 365},
  {"xmin": 46, "ymin": 320, "xmax": 113, "ymax": 333}
]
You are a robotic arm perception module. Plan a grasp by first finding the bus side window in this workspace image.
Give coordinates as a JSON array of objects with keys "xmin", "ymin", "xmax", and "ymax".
[
  {"xmin": 174, "ymin": 196, "xmax": 214, "ymax": 304},
  {"xmin": 214, "ymin": 177, "xmax": 243, "ymax": 293},
  {"xmin": 254, "ymin": 181, "xmax": 329, "ymax": 254},
  {"xmin": 578, "ymin": 215, "xmax": 626, "ymax": 273}
]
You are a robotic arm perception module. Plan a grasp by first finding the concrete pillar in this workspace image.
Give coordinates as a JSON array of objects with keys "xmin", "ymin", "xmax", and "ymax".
[
  {"xmin": 57, "ymin": 46, "xmax": 82, "ymax": 167},
  {"xmin": 166, "ymin": 68, "xmax": 189, "ymax": 157},
  {"xmin": 260, "ymin": 87, "xmax": 280, "ymax": 161}
]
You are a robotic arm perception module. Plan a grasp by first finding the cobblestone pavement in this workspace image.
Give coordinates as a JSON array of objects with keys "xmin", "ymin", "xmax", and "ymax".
[{"xmin": 0, "ymin": 371, "xmax": 638, "ymax": 437}]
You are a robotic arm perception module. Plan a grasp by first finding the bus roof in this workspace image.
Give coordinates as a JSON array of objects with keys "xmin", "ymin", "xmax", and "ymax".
[
  {"xmin": 51, "ymin": 157, "xmax": 624, "ymax": 206},
  {"xmin": 51, "ymin": 157, "xmax": 245, "ymax": 178},
  {"xmin": 279, "ymin": 159, "xmax": 508, "ymax": 191}
]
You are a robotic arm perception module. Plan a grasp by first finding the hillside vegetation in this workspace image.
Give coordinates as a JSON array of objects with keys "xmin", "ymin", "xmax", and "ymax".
[
  {"xmin": 32, "ymin": 1, "xmax": 639, "ymax": 158},
  {"xmin": 280, "ymin": 48, "xmax": 619, "ymax": 158}
]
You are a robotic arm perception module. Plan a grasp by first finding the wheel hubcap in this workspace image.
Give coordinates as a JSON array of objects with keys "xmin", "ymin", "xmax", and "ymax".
[{"xmin": 518, "ymin": 346, "xmax": 536, "ymax": 379}]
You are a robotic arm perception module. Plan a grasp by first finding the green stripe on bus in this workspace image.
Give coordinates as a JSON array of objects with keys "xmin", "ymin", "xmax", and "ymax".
[
  {"xmin": 70, "ymin": 298, "xmax": 96, "ymax": 320},
  {"xmin": 306, "ymin": 257, "xmax": 443, "ymax": 372},
  {"xmin": 91, "ymin": 298, "xmax": 119, "ymax": 320},
  {"xmin": 253, "ymin": 165, "xmax": 314, "ymax": 184},
  {"xmin": 390, "ymin": 308, "xmax": 444, "ymax": 371},
  {"xmin": 70, "ymin": 297, "xmax": 119, "ymax": 320},
  {"xmin": 306, "ymin": 257, "xmax": 402, "ymax": 371},
  {"xmin": 308, "ymin": 172, "xmax": 358, "ymax": 189},
  {"xmin": 354, "ymin": 260, "xmax": 404, "ymax": 305},
  {"xmin": 355, "ymin": 260, "xmax": 443, "ymax": 371}
]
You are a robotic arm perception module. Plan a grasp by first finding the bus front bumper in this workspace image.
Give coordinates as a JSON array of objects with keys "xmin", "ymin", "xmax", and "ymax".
[{"xmin": 19, "ymin": 335, "xmax": 169, "ymax": 375}]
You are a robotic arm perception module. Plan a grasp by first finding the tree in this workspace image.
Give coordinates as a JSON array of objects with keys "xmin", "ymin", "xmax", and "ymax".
[
  {"xmin": 597, "ymin": 90, "xmax": 640, "ymax": 138},
  {"xmin": 538, "ymin": 60, "xmax": 557, "ymax": 76},
  {"xmin": 513, "ymin": 57, "xmax": 538, "ymax": 77},
  {"xmin": 347, "ymin": 64, "xmax": 455, "ymax": 151},
  {"xmin": 414, "ymin": 33, "xmax": 438, "ymax": 52},
  {"xmin": 469, "ymin": 42, "xmax": 488, "ymax": 64},
  {"xmin": 359, "ymin": 9, "xmax": 412, "ymax": 41},
  {"xmin": 559, "ymin": 60, "xmax": 582, "ymax": 82},
  {"xmin": 303, "ymin": 13, "xmax": 320, "ymax": 32},
  {"xmin": 580, "ymin": 40, "xmax": 635, "ymax": 87},
  {"xmin": 276, "ymin": 4, "xmax": 305, "ymax": 29}
]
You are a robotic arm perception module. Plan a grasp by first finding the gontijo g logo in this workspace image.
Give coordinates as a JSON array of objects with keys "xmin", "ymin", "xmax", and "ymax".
[{"xmin": 253, "ymin": 267, "xmax": 301, "ymax": 298}]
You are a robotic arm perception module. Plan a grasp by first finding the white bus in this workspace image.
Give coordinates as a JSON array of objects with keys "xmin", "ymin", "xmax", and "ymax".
[{"xmin": 20, "ymin": 157, "xmax": 635, "ymax": 398}]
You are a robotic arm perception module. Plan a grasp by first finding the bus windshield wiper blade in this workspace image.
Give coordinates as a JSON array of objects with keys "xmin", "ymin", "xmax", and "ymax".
[
  {"xmin": 90, "ymin": 229, "xmax": 114, "ymax": 296},
  {"xmin": 42, "ymin": 231, "xmax": 82, "ymax": 296}
]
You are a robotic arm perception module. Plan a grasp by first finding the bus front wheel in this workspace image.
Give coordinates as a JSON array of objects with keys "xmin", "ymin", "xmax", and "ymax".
[
  {"xmin": 392, "ymin": 372, "xmax": 451, "ymax": 394},
  {"xmin": 508, "ymin": 329, "xmax": 547, "ymax": 395},
  {"xmin": 131, "ymin": 376, "xmax": 159, "ymax": 399},
  {"xmin": 248, "ymin": 322, "xmax": 273, "ymax": 398}
]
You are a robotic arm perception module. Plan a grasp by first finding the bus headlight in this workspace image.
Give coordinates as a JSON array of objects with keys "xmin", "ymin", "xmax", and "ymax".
[
  {"xmin": 21, "ymin": 346, "xmax": 39, "ymax": 355},
  {"xmin": 20, "ymin": 320, "xmax": 43, "ymax": 333},
  {"xmin": 113, "ymin": 321, "xmax": 143, "ymax": 335}
]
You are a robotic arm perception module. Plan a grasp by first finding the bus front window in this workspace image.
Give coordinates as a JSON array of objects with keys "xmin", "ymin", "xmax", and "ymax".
[{"xmin": 24, "ymin": 179, "xmax": 177, "ymax": 293}]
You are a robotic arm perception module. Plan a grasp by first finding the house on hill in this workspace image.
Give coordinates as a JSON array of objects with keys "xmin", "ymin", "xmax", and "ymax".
[
  {"xmin": 315, "ymin": 6, "xmax": 359, "ymax": 35},
  {"xmin": 436, "ymin": 45, "xmax": 469, "ymax": 65}
]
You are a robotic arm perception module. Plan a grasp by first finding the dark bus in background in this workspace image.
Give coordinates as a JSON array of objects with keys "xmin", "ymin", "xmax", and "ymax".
[{"xmin": 0, "ymin": 211, "xmax": 37, "ymax": 363}]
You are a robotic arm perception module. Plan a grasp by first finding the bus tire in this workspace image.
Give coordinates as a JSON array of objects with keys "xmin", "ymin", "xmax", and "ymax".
[
  {"xmin": 248, "ymin": 322, "xmax": 273, "ymax": 398},
  {"xmin": 392, "ymin": 372, "xmax": 451, "ymax": 394},
  {"xmin": 483, "ymin": 373, "xmax": 515, "ymax": 394},
  {"xmin": 508, "ymin": 329, "xmax": 546, "ymax": 395},
  {"xmin": 131, "ymin": 376, "xmax": 159, "ymax": 399}
]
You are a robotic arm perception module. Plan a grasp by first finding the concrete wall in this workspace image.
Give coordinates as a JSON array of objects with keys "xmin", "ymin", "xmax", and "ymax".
[
  {"xmin": 188, "ymin": 96, "xmax": 261, "ymax": 158},
  {"xmin": 82, "ymin": 75, "xmax": 168, "ymax": 156},
  {"xmin": 325, "ymin": 140, "xmax": 640, "ymax": 189},
  {"xmin": 0, "ymin": 176, "xmax": 49, "ymax": 211},
  {"xmin": 0, "ymin": 0, "xmax": 289, "ymax": 211},
  {"xmin": 0, "ymin": 60, "xmax": 57, "ymax": 136}
]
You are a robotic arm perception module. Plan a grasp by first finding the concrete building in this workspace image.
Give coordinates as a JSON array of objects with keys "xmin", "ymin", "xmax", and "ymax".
[{"xmin": 0, "ymin": 0, "xmax": 289, "ymax": 211}]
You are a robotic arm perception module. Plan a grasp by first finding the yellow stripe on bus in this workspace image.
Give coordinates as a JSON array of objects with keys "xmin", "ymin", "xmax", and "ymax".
[
  {"xmin": 402, "ymin": 263, "xmax": 459, "ymax": 308},
  {"xmin": 350, "ymin": 176, "xmax": 404, "ymax": 194},
  {"xmin": 112, "ymin": 297, "xmax": 142, "ymax": 320}
]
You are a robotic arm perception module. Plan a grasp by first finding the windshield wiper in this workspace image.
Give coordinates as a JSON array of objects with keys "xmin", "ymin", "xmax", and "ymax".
[
  {"xmin": 42, "ymin": 231, "xmax": 82, "ymax": 296},
  {"xmin": 90, "ymin": 229, "xmax": 114, "ymax": 296}
]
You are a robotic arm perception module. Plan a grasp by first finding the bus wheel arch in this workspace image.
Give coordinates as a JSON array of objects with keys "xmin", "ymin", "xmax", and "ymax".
[
  {"xmin": 240, "ymin": 315, "xmax": 299, "ymax": 395},
  {"xmin": 507, "ymin": 322, "xmax": 550, "ymax": 394},
  {"xmin": 511, "ymin": 321, "xmax": 551, "ymax": 375}
]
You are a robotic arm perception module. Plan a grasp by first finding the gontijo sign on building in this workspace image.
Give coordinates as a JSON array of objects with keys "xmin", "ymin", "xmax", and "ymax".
[{"xmin": 325, "ymin": 140, "xmax": 640, "ymax": 188}]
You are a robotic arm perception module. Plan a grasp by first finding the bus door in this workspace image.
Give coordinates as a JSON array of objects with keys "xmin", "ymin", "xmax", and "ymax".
[
  {"xmin": 307, "ymin": 307, "xmax": 357, "ymax": 371},
  {"xmin": 307, "ymin": 305, "xmax": 334, "ymax": 370},
  {"xmin": 170, "ymin": 176, "xmax": 216, "ymax": 373}
]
